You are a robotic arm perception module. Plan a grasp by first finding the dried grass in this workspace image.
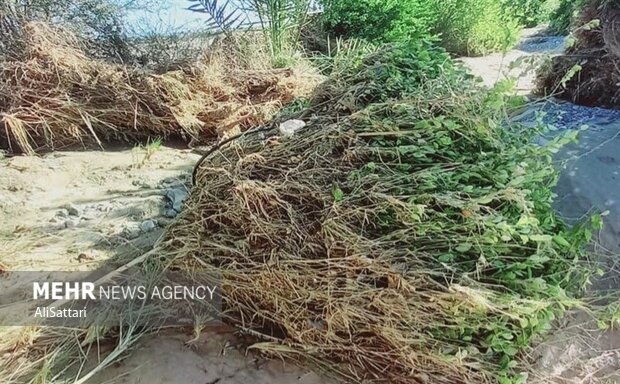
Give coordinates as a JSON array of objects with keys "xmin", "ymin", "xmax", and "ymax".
[
  {"xmin": 162, "ymin": 121, "xmax": 498, "ymax": 383},
  {"xmin": 0, "ymin": 22, "xmax": 323, "ymax": 154}
]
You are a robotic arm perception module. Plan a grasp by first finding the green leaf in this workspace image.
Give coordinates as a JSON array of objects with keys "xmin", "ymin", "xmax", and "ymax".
[
  {"xmin": 332, "ymin": 185, "xmax": 344, "ymax": 202},
  {"xmin": 498, "ymin": 377, "xmax": 512, "ymax": 384},
  {"xmin": 553, "ymin": 235, "xmax": 571, "ymax": 248},
  {"xmin": 455, "ymin": 243, "xmax": 473, "ymax": 253},
  {"xmin": 560, "ymin": 64, "xmax": 582, "ymax": 88},
  {"xmin": 597, "ymin": 320, "xmax": 609, "ymax": 330},
  {"xmin": 591, "ymin": 215, "xmax": 604, "ymax": 230},
  {"xmin": 529, "ymin": 234, "xmax": 552, "ymax": 242},
  {"xmin": 503, "ymin": 346, "xmax": 519, "ymax": 356}
]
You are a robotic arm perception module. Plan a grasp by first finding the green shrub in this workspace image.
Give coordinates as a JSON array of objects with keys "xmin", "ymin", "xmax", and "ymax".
[
  {"xmin": 320, "ymin": 0, "xmax": 436, "ymax": 42},
  {"xmin": 320, "ymin": 0, "xmax": 401, "ymax": 41},
  {"xmin": 325, "ymin": 39, "xmax": 462, "ymax": 104},
  {"xmin": 321, "ymin": 0, "xmax": 522, "ymax": 56},
  {"xmin": 503, "ymin": 0, "xmax": 557, "ymax": 27},
  {"xmin": 433, "ymin": 0, "xmax": 521, "ymax": 56},
  {"xmin": 549, "ymin": 0, "xmax": 584, "ymax": 34},
  {"xmin": 311, "ymin": 38, "xmax": 470, "ymax": 114},
  {"xmin": 383, "ymin": 1, "xmax": 439, "ymax": 41}
]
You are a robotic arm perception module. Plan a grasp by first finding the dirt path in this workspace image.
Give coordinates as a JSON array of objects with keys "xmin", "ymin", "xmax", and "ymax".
[{"xmin": 460, "ymin": 26, "xmax": 565, "ymax": 93}]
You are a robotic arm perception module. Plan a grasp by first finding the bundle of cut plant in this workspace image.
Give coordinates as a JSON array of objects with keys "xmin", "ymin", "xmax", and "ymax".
[
  {"xmin": 158, "ymin": 41, "xmax": 595, "ymax": 383},
  {"xmin": 537, "ymin": 0, "xmax": 620, "ymax": 107},
  {"xmin": 0, "ymin": 22, "xmax": 322, "ymax": 154}
]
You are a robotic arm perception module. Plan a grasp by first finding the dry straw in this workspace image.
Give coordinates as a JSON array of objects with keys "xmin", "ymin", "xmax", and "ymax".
[{"xmin": 0, "ymin": 22, "xmax": 322, "ymax": 154}]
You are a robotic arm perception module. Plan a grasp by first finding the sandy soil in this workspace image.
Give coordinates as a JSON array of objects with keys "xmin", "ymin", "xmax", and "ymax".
[
  {"xmin": 0, "ymin": 147, "xmax": 197, "ymax": 271},
  {"xmin": 90, "ymin": 331, "xmax": 327, "ymax": 384}
]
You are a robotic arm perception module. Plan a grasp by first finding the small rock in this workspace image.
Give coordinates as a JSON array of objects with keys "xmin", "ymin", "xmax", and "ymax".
[
  {"xmin": 278, "ymin": 119, "xmax": 306, "ymax": 137},
  {"xmin": 77, "ymin": 253, "xmax": 95, "ymax": 262},
  {"xmin": 164, "ymin": 209, "xmax": 178, "ymax": 218},
  {"xmin": 157, "ymin": 218, "xmax": 173, "ymax": 227},
  {"xmin": 81, "ymin": 212, "xmax": 97, "ymax": 221},
  {"xmin": 122, "ymin": 224, "xmax": 142, "ymax": 240},
  {"xmin": 165, "ymin": 188, "xmax": 188, "ymax": 213},
  {"xmin": 64, "ymin": 204, "xmax": 81, "ymax": 217},
  {"xmin": 55, "ymin": 209, "xmax": 69, "ymax": 218},
  {"xmin": 63, "ymin": 218, "xmax": 80, "ymax": 228},
  {"xmin": 139, "ymin": 220, "xmax": 157, "ymax": 233}
]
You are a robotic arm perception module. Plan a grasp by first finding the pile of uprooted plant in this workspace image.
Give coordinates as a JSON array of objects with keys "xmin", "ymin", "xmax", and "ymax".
[
  {"xmin": 538, "ymin": 0, "xmax": 620, "ymax": 107},
  {"xmin": 0, "ymin": 21, "xmax": 321, "ymax": 154},
  {"xmin": 157, "ymin": 41, "xmax": 597, "ymax": 383}
]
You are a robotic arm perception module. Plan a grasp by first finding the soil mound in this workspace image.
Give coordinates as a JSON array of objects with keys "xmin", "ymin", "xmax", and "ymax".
[{"xmin": 538, "ymin": 0, "xmax": 620, "ymax": 108}]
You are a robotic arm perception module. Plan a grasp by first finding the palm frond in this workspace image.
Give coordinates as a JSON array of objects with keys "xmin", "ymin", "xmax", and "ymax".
[{"xmin": 186, "ymin": 0, "xmax": 248, "ymax": 33}]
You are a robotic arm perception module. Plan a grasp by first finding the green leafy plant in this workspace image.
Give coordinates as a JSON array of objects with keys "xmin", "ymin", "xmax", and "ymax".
[
  {"xmin": 312, "ymin": 36, "xmax": 377, "ymax": 75},
  {"xmin": 549, "ymin": 0, "xmax": 585, "ymax": 34},
  {"xmin": 312, "ymin": 39, "xmax": 468, "ymax": 113},
  {"xmin": 320, "ymin": 0, "xmax": 437, "ymax": 42},
  {"xmin": 278, "ymin": 96, "xmax": 311, "ymax": 117},
  {"xmin": 320, "ymin": 0, "xmax": 522, "ymax": 56},
  {"xmin": 597, "ymin": 300, "xmax": 620, "ymax": 330},
  {"xmin": 433, "ymin": 0, "xmax": 521, "ymax": 56},
  {"xmin": 565, "ymin": 18, "xmax": 601, "ymax": 48},
  {"xmin": 503, "ymin": 0, "xmax": 557, "ymax": 27},
  {"xmin": 347, "ymin": 78, "xmax": 594, "ymax": 380}
]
